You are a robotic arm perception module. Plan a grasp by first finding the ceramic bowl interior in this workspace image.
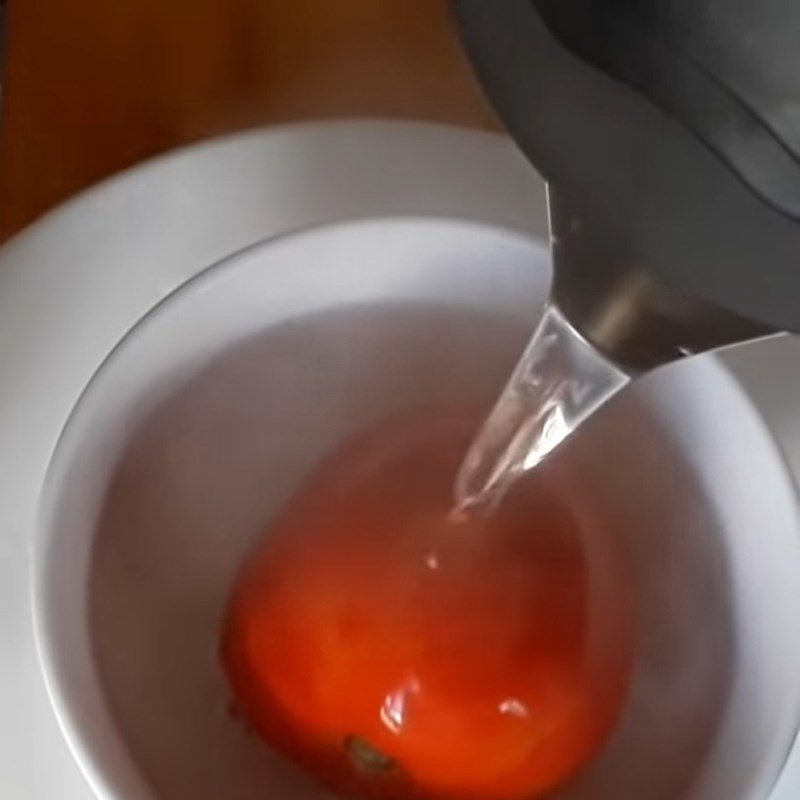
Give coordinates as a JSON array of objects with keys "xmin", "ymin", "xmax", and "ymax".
[{"xmin": 36, "ymin": 219, "xmax": 800, "ymax": 800}]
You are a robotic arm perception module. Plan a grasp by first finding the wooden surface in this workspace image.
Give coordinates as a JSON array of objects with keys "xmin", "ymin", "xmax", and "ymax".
[{"xmin": 0, "ymin": 1, "xmax": 497, "ymax": 240}]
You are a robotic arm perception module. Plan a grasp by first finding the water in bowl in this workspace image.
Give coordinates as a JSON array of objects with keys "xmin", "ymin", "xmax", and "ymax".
[
  {"xmin": 221, "ymin": 301, "xmax": 638, "ymax": 800},
  {"xmin": 222, "ymin": 408, "xmax": 635, "ymax": 800}
]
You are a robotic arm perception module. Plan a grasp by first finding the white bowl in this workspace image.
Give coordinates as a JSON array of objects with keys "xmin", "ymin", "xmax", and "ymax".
[{"xmin": 35, "ymin": 218, "xmax": 800, "ymax": 800}]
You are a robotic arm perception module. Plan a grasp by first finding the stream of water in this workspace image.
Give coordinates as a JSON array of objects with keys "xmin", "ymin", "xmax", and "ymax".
[{"xmin": 453, "ymin": 303, "xmax": 632, "ymax": 514}]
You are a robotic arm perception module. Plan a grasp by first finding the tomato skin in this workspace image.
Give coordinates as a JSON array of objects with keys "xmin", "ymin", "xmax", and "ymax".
[{"xmin": 222, "ymin": 417, "xmax": 633, "ymax": 800}]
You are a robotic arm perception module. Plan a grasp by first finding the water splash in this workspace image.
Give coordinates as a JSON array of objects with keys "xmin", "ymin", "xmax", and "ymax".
[{"xmin": 454, "ymin": 304, "xmax": 631, "ymax": 513}]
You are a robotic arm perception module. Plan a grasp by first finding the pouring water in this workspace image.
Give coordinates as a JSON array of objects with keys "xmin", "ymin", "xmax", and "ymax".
[{"xmin": 453, "ymin": 301, "xmax": 631, "ymax": 515}]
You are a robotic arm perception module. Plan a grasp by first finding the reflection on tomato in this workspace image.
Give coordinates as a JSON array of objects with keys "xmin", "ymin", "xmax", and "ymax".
[{"xmin": 222, "ymin": 414, "xmax": 633, "ymax": 800}]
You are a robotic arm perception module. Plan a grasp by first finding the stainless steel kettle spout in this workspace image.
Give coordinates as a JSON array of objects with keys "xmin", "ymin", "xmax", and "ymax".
[{"xmin": 547, "ymin": 190, "xmax": 776, "ymax": 374}]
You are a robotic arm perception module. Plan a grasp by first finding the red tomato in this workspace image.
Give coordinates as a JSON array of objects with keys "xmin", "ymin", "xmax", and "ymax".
[{"xmin": 222, "ymin": 414, "xmax": 632, "ymax": 800}]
